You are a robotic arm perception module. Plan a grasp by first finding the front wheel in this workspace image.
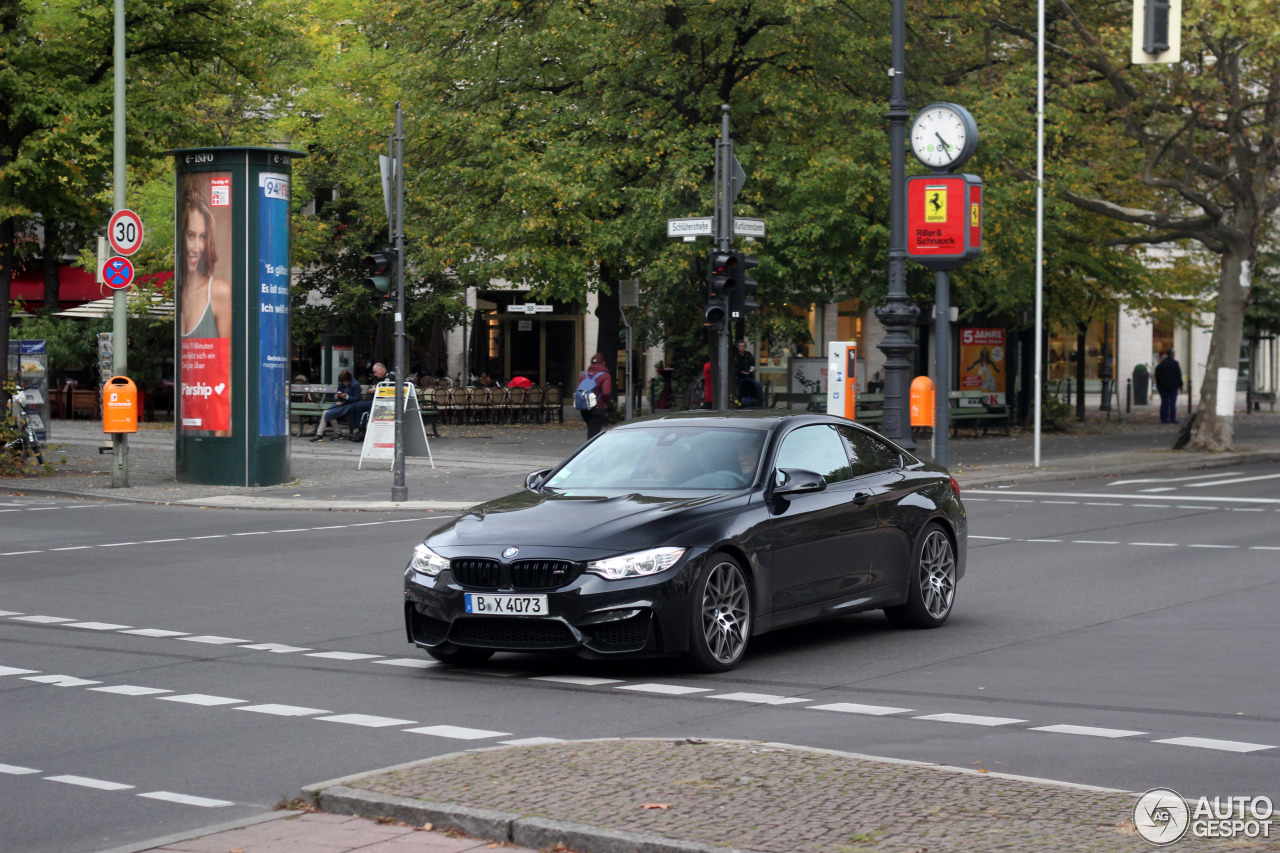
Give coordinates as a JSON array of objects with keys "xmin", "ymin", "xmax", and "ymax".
[
  {"xmin": 885, "ymin": 523, "xmax": 956, "ymax": 629},
  {"xmin": 684, "ymin": 552, "xmax": 751, "ymax": 672},
  {"xmin": 425, "ymin": 642, "xmax": 495, "ymax": 666}
]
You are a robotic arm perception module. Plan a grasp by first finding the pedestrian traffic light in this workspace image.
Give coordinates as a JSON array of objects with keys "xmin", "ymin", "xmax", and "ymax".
[
  {"xmin": 728, "ymin": 253, "xmax": 759, "ymax": 319},
  {"xmin": 705, "ymin": 297, "xmax": 726, "ymax": 326},
  {"xmin": 363, "ymin": 249, "xmax": 396, "ymax": 300}
]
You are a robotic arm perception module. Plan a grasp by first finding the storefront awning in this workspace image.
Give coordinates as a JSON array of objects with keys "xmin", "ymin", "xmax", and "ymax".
[{"xmin": 54, "ymin": 295, "xmax": 174, "ymax": 319}]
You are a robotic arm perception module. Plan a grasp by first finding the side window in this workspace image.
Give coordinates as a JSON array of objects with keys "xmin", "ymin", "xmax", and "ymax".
[
  {"xmin": 774, "ymin": 425, "xmax": 852, "ymax": 484},
  {"xmin": 838, "ymin": 425, "xmax": 902, "ymax": 477}
]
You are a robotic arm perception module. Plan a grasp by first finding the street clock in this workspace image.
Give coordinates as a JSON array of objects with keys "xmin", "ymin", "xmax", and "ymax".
[{"xmin": 910, "ymin": 103, "xmax": 979, "ymax": 171}]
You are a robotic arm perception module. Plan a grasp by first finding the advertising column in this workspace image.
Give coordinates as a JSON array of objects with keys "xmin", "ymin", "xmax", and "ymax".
[{"xmin": 171, "ymin": 146, "xmax": 304, "ymax": 486}]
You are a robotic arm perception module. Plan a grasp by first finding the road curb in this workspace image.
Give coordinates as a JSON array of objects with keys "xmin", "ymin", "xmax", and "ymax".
[{"xmin": 92, "ymin": 809, "xmax": 303, "ymax": 853}]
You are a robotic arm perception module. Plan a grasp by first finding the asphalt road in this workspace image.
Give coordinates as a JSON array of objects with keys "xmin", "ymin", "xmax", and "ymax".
[{"xmin": 2, "ymin": 460, "xmax": 1277, "ymax": 852}]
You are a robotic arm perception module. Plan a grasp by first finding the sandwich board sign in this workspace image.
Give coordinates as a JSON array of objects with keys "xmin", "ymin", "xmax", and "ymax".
[{"xmin": 358, "ymin": 382, "xmax": 434, "ymax": 469}]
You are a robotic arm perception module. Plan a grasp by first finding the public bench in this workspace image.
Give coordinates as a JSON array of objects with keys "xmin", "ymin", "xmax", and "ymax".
[
  {"xmin": 289, "ymin": 384, "xmax": 344, "ymax": 437},
  {"xmin": 853, "ymin": 393, "xmax": 884, "ymax": 427},
  {"xmin": 772, "ymin": 392, "xmax": 825, "ymax": 411},
  {"xmin": 947, "ymin": 390, "xmax": 1011, "ymax": 436}
]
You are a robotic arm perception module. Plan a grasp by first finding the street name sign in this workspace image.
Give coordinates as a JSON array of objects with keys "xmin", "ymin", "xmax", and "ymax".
[
  {"xmin": 107, "ymin": 209, "xmax": 144, "ymax": 256},
  {"xmin": 733, "ymin": 218, "xmax": 766, "ymax": 238},
  {"xmin": 667, "ymin": 217, "xmax": 713, "ymax": 240}
]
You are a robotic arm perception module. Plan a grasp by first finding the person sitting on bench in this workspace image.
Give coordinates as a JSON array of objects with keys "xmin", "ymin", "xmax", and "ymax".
[{"xmin": 310, "ymin": 370, "xmax": 361, "ymax": 442}]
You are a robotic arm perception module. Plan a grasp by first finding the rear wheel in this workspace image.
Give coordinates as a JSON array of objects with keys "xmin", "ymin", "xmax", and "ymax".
[
  {"xmin": 425, "ymin": 643, "xmax": 495, "ymax": 666},
  {"xmin": 684, "ymin": 552, "xmax": 751, "ymax": 672},
  {"xmin": 885, "ymin": 523, "xmax": 956, "ymax": 628}
]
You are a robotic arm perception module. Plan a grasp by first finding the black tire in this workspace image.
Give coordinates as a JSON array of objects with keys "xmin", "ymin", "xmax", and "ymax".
[
  {"xmin": 885, "ymin": 523, "xmax": 957, "ymax": 629},
  {"xmin": 684, "ymin": 551, "xmax": 752, "ymax": 672},
  {"xmin": 425, "ymin": 643, "xmax": 495, "ymax": 666}
]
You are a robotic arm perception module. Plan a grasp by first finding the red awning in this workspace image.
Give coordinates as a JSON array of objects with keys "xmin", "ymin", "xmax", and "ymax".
[{"xmin": 10, "ymin": 264, "xmax": 172, "ymax": 307}]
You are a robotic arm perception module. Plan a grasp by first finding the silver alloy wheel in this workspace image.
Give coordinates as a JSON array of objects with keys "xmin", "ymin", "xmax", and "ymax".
[
  {"xmin": 918, "ymin": 529, "xmax": 956, "ymax": 620},
  {"xmin": 701, "ymin": 559, "xmax": 750, "ymax": 664}
]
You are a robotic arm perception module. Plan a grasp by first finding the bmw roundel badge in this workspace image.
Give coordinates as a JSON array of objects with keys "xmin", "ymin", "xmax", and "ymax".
[{"xmin": 502, "ymin": 547, "xmax": 519, "ymax": 559}]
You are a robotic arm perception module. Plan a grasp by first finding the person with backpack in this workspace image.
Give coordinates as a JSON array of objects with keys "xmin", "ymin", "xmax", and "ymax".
[{"xmin": 575, "ymin": 352, "xmax": 612, "ymax": 438}]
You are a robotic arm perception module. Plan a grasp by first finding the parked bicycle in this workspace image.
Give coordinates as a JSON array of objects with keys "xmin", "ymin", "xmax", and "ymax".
[{"xmin": 4, "ymin": 388, "xmax": 44, "ymax": 465}]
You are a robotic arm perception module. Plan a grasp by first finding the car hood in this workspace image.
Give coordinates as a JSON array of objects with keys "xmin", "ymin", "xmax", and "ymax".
[{"xmin": 427, "ymin": 488, "xmax": 744, "ymax": 555}]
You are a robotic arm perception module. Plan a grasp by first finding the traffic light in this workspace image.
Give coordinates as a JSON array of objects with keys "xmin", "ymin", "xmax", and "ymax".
[
  {"xmin": 1142, "ymin": 0, "xmax": 1170, "ymax": 53},
  {"xmin": 705, "ymin": 251, "xmax": 735, "ymax": 325},
  {"xmin": 728, "ymin": 252, "xmax": 759, "ymax": 319},
  {"xmin": 363, "ymin": 249, "xmax": 396, "ymax": 300}
]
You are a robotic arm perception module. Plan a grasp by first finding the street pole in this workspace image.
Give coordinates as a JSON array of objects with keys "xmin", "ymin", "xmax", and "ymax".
[
  {"xmin": 391, "ymin": 103, "xmax": 407, "ymax": 503},
  {"xmin": 934, "ymin": 271, "xmax": 951, "ymax": 468},
  {"xmin": 876, "ymin": 0, "xmax": 919, "ymax": 451},
  {"xmin": 715, "ymin": 105, "xmax": 732, "ymax": 411},
  {"xmin": 111, "ymin": 0, "xmax": 128, "ymax": 487}
]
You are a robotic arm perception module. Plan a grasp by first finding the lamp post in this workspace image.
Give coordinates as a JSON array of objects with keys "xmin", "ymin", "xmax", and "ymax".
[{"xmin": 875, "ymin": 0, "xmax": 919, "ymax": 451}]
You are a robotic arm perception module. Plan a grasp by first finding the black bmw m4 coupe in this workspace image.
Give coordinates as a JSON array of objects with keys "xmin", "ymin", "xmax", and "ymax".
[{"xmin": 404, "ymin": 410, "xmax": 966, "ymax": 672}]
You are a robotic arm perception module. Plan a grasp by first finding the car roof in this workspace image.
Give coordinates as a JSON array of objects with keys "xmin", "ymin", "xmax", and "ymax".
[{"xmin": 615, "ymin": 409, "xmax": 840, "ymax": 431}]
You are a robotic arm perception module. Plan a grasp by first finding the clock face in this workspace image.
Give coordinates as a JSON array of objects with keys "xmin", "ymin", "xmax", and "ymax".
[{"xmin": 911, "ymin": 104, "xmax": 975, "ymax": 170}]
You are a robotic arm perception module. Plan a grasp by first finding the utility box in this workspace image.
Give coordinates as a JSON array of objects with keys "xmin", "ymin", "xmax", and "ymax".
[{"xmin": 102, "ymin": 376, "xmax": 139, "ymax": 433}]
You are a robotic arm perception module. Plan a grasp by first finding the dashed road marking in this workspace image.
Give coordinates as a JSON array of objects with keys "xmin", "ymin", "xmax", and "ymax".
[
  {"xmin": 179, "ymin": 635, "xmax": 249, "ymax": 645},
  {"xmin": 236, "ymin": 703, "xmax": 331, "ymax": 717},
  {"xmin": 89, "ymin": 685, "xmax": 172, "ymax": 696},
  {"xmin": 810, "ymin": 703, "xmax": 913, "ymax": 716},
  {"xmin": 316, "ymin": 714, "xmax": 416, "ymax": 727},
  {"xmin": 1153, "ymin": 737, "xmax": 1274, "ymax": 753},
  {"xmin": 23, "ymin": 675, "xmax": 101, "ymax": 687},
  {"xmin": 305, "ymin": 651, "xmax": 382, "ymax": 661},
  {"xmin": 373, "ymin": 658, "xmax": 439, "ymax": 669},
  {"xmin": 46, "ymin": 775, "xmax": 133, "ymax": 791},
  {"xmin": 1030, "ymin": 724, "xmax": 1145, "ymax": 738},
  {"xmin": 709, "ymin": 692, "xmax": 810, "ymax": 706},
  {"xmin": 158, "ymin": 694, "xmax": 244, "ymax": 707},
  {"xmin": 914, "ymin": 713, "xmax": 1028, "ymax": 726},
  {"xmin": 137, "ymin": 791, "xmax": 234, "ymax": 807},
  {"xmin": 533, "ymin": 675, "xmax": 623, "ymax": 686},
  {"xmin": 403, "ymin": 724, "xmax": 512, "ymax": 739},
  {"xmin": 0, "ymin": 764, "xmax": 40, "ymax": 774},
  {"xmin": 617, "ymin": 683, "xmax": 714, "ymax": 695}
]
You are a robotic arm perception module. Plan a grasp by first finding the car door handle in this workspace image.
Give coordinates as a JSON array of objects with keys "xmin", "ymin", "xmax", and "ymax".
[{"xmin": 852, "ymin": 491, "xmax": 871, "ymax": 506}]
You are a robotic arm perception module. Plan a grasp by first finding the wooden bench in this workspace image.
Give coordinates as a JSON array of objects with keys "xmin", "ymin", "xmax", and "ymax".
[
  {"xmin": 772, "ymin": 392, "xmax": 826, "ymax": 411},
  {"xmin": 290, "ymin": 384, "xmax": 348, "ymax": 437},
  {"xmin": 854, "ymin": 393, "xmax": 884, "ymax": 427},
  {"xmin": 947, "ymin": 391, "xmax": 1011, "ymax": 436}
]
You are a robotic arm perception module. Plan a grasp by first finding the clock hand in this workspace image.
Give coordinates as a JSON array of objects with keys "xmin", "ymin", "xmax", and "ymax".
[{"xmin": 935, "ymin": 132, "xmax": 953, "ymax": 153}]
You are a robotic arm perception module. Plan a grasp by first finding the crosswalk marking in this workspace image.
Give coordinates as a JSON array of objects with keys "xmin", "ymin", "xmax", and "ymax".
[
  {"xmin": 810, "ymin": 702, "xmax": 912, "ymax": 716},
  {"xmin": 89, "ymin": 685, "xmax": 172, "ymax": 696},
  {"xmin": 914, "ymin": 713, "xmax": 1027, "ymax": 726},
  {"xmin": 137, "ymin": 791, "xmax": 234, "ymax": 807},
  {"xmin": 616, "ymin": 683, "xmax": 713, "ymax": 695},
  {"xmin": 159, "ymin": 694, "xmax": 244, "ymax": 707},
  {"xmin": 710, "ymin": 692, "xmax": 810, "ymax": 705},
  {"xmin": 24, "ymin": 675, "xmax": 101, "ymax": 687},
  {"xmin": 236, "ymin": 704, "xmax": 331, "ymax": 717},
  {"xmin": 315, "ymin": 714, "xmax": 416, "ymax": 727},
  {"xmin": 403, "ymin": 725, "xmax": 511, "ymax": 739},
  {"xmin": 1153, "ymin": 737, "xmax": 1274, "ymax": 753},
  {"xmin": 46, "ymin": 775, "xmax": 133, "ymax": 791},
  {"xmin": 1030, "ymin": 724, "xmax": 1145, "ymax": 738}
]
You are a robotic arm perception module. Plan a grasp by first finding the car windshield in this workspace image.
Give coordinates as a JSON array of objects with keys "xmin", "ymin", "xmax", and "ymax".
[{"xmin": 544, "ymin": 426, "xmax": 767, "ymax": 491}]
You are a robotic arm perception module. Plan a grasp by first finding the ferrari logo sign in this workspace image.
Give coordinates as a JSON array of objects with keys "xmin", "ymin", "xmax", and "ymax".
[{"xmin": 925, "ymin": 186, "xmax": 948, "ymax": 223}]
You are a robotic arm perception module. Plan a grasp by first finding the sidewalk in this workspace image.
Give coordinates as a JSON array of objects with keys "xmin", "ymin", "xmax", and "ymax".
[{"xmin": 12, "ymin": 411, "xmax": 1280, "ymax": 853}]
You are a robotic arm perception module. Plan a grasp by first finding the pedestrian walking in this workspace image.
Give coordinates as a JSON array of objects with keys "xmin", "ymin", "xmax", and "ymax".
[
  {"xmin": 1154, "ymin": 348, "xmax": 1183, "ymax": 424},
  {"xmin": 577, "ymin": 353, "xmax": 612, "ymax": 439}
]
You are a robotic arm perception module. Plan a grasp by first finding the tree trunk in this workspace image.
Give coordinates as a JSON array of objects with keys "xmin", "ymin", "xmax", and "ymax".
[
  {"xmin": 43, "ymin": 219, "xmax": 62, "ymax": 312},
  {"xmin": 594, "ymin": 262, "xmax": 621, "ymax": 389},
  {"xmin": 1183, "ymin": 246, "xmax": 1250, "ymax": 452},
  {"xmin": 0, "ymin": 217, "xmax": 13, "ymax": 412}
]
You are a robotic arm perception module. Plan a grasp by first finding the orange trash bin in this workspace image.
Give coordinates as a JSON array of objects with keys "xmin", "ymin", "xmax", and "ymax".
[
  {"xmin": 910, "ymin": 375, "xmax": 936, "ymax": 427},
  {"xmin": 102, "ymin": 376, "xmax": 139, "ymax": 434}
]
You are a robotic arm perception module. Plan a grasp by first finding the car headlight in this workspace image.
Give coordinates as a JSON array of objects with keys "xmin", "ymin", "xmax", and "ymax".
[
  {"xmin": 586, "ymin": 547, "xmax": 686, "ymax": 580},
  {"xmin": 409, "ymin": 543, "xmax": 450, "ymax": 577}
]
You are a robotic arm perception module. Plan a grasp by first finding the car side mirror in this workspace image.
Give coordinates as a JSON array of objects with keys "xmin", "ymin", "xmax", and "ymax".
[
  {"xmin": 524, "ymin": 468, "xmax": 553, "ymax": 491},
  {"xmin": 770, "ymin": 467, "xmax": 827, "ymax": 498}
]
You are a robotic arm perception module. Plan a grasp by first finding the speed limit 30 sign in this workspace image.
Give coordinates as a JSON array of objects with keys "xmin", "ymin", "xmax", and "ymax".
[{"xmin": 108, "ymin": 209, "xmax": 144, "ymax": 256}]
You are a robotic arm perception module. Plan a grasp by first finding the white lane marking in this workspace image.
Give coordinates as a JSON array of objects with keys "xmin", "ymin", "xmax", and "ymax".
[
  {"xmin": 975, "ymin": 489, "xmax": 1280, "ymax": 505},
  {"xmin": 709, "ymin": 692, "xmax": 810, "ymax": 706},
  {"xmin": 231, "ymin": 531, "xmax": 270, "ymax": 537},
  {"xmin": 1230, "ymin": 508, "xmax": 1265, "ymax": 512},
  {"xmin": 914, "ymin": 713, "xmax": 1028, "ymax": 726},
  {"xmin": 1129, "ymin": 542, "xmax": 1178, "ymax": 547},
  {"xmin": 970, "ymin": 535, "xmax": 1011, "ymax": 540},
  {"xmin": 89, "ymin": 685, "xmax": 172, "ymax": 696},
  {"xmin": 122, "ymin": 629, "xmax": 189, "ymax": 638},
  {"xmin": 65, "ymin": 622, "xmax": 133, "ymax": 631},
  {"xmin": 0, "ymin": 764, "xmax": 41, "ymax": 774},
  {"xmin": 1041, "ymin": 500, "xmax": 1079, "ymax": 504},
  {"xmin": 23, "ymin": 675, "xmax": 101, "ymax": 687},
  {"xmin": 810, "ymin": 703, "xmax": 913, "ymax": 716},
  {"xmin": 139, "ymin": 539, "xmax": 185, "ymax": 545},
  {"xmin": 1072, "ymin": 540, "xmax": 1119, "ymax": 545},
  {"xmin": 1025, "ymin": 539, "xmax": 1062, "ymax": 543},
  {"xmin": 316, "ymin": 714, "xmax": 417, "ymax": 727},
  {"xmin": 272, "ymin": 528, "xmax": 311, "ymax": 533},
  {"xmin": 158, "ymin": 694, "xmax": 245, "ymax": 707},
  {"xmin": 0, "ymin": 610, "xmax": 23, "ymax": 616},
  {"xmin": 241, "ymin": 643, "xmax": 312, "ymax": 653},
  {"xmin": 310, "ymin": 526, "xmax": 345, "ymax": 530},
  {"xmin": 51, "ymin": 546, "xmax": 92, "ymax": 551},
  {"xmin": 1140, "ymin": 487, "xmax": 1176, "ymax": 493},
  {"xmin": 500, "ymin": 737, "xmax": 565, "ymax": 746},
  {"xmin": 373, "ymin": 658, "xmax": 440, "ymax": 669},
  {"xmin": 1, "ymin": 551, "xmax": 42, "ymax": 555},
  {"xmin": 235, "ymin": 704, "xmax": 331, "ymax": 717},
  {"xmin": 188, "ymin": 535, "xmax": 227, "ymax": 540},
  {"xmin": 1188, "ymin": 472, "xmax": 1280, "ymax": 488},
  {"xmin": 304, "ymin": 651, "xmax": 382, "ymax": 661},
  {"xmin": 403, "ymin": 725, "xmax": 511, "ymax": 740},
  {"xmin": 1031, "ymin": 724, "xmax": 1146, "ymax": 738},
  {"xmin": 1250, "ymin": 546, "xmax": 1280, "ymax": 551},
  {"xmin": 138, "ymin": 791, "xmax": 235, "ymax": 807},
  {"xmin": 1153, "ymin": 737, "xmax": 1275, "ymax": 753},
  {"xmin": 99, "ymin": 543, "xmax": 139, "ymax": 548},
  {"xmin": 0, "ymin": 666, "xmax": 39, "ymax": 676},
  {"xmin": 997, "ymin": 499, "xmax": 1035, "ymax": 503},
  {"xmin": 616, "ymin": 683, "xmax": 713, "ymax": 695},
  {"xmin": 1085, "ymin": 502, "xmax": 1123, "ymax": 506},
  {"xmin": 1188, "ymin": 544, "xmax": 1238, "ymax": 549},
  {"xmin": 1111, "ymin": 473, "xmax": 1232, "ymax": 486},
  {"xmin": 1176, "ymin": 506, "xmax": 1216, "ymax": 510},
  {"xmin": 533, "ymin": 675, "xmax": 624, "ymax": 686},
  {"xmin": 178, "ymin": 636, "xmax": 249, "ymax": 645},
  {"xmin": 12, "ymin": 615, "xmax": 76, "ymax": 624},
  {"xmin": 1132, "ymin": 504, "xmax": 1170, "ymax": 509},
  {"xmin": 46, "ymin": 775, "xmax": 133, "ymax": 791}
]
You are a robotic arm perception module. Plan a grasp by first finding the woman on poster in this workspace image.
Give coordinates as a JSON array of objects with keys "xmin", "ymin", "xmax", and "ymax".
[{"xmin": 178, "ymin": 180, "xmax": 233, "ymax": 435}]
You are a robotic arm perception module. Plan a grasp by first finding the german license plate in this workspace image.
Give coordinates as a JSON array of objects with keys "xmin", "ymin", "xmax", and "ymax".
[{"xmin": 464, "ymin": 593, "xmax": 549, "ymax": 616}]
